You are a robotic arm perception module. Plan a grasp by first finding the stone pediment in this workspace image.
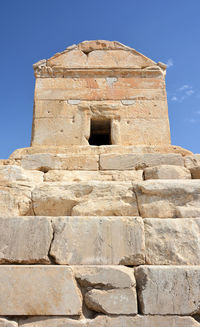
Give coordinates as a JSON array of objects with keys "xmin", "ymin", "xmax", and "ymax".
[{"xmin": 34, "ymin": 40, "xmax": 158, "ymax": 72}]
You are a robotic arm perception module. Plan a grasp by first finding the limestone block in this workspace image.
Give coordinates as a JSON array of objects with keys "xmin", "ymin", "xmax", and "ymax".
[
  {"xmin": 176, "ymin": 206, "xmax": 200, "ymax": 218},
  {"xmin": 100, "ymin": 153, "xmax": 184, "ymax": 170},
  {"xmin": 0, "ymin": 319, "xmax": 18, "ymax": 327},
  {"xmin": 0, "ymin": 217, "xmax": 52, "ymax": 263},
  {"xmin": 0, "ymin": 266, "xmax": 82, "ymax": 315},
  {"xmin": 44, "ymin": 170, "xmax": 143, "ymax": 182},
  {"xmin": 19, "ymin": 317, "xmax": 84, "ymax": 327},
  {"xmin": 134, "ymin": 180, "xmax": 200, "ymax": 218},
  {"xmin": 0, "ymin": 165, "xmax": 43, "ymax": 183},
  {"xmin": 184, "ymin": 154, "xmax": 200, "ymax": 169},
  {"xmin": 50, "ymin": 217, "xmax": 145, "ymax": 265},
  {"xmin": 119, "ymin": 118, "xmax": 171, "ymax": 146},
  {"xmin": 32, "ymin": 182, "xmax": 138, "ymax": 216},
  {"xmin": 144, "ymin": 164, "xmax": 191, "ymax": 179},
  {"xmin": 18, "ymin": 316, "xmax": 200, "ymax": 327},
  {"xmin": 88, "ymin": 316, "xmax": 200, "ymax": 327},
  {"xmin": 21, "ymin": 154, "xmax": 98, "ymax": 171},
  {"xmin": 47, "ymin": 48, "xmax": 87, "ymax": 68},
  {"xmin": 0, "ymin": 183, "xmax": 32, "ymax": 217},
  {"xmin": 73, "ymin": 266, "xmax": 135, "ymax": 289},
  {"xmin": 135, "ymin": 266, "xmax": 200, "ymax": 315},
  {"xmin": 144, "ymin": 218, "xmax": 200, "ymax": 265},
  {"xmin": 85, "ymin": 288, "xmax": 137, "ymax": 314},
  {"xmin": 191, "ymin": 166, "xmax": 200, "ymax": 179}
]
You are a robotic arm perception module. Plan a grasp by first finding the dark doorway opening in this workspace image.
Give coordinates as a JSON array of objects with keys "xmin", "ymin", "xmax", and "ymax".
[{"xmin": 89, "ymin": 118, "xmax": 111, "ymax": 146}]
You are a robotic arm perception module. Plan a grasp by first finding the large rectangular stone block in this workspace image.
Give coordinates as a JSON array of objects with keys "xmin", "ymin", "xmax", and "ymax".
[
  {"xmin": 135, "ymin": 180, "xmax": 200, "ymax": 218},
  {"xmin": 135, "ymin": 266, "xmax": 200, "ymax": 315},
  {"xmin": 0, "ymin": 266, "xmax": 82, "ymax": 315},
  {"xmin": 32, "ymin": 181, "xmax": 138, "ymax": 216},
  {"xmin": 144, "ymin": 218, "xmax": 200, "ymax": 265},
  {"xmin": 100, "ymin": 153, "xmax": 184, "ymax": 170},
  {"xmin": 50, "ymin": 217, "xmax": 145, "ymax": 265}
]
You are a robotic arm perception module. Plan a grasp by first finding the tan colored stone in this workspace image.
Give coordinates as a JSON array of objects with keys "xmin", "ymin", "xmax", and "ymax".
[
  {"xmin": 144, "ymin": 164, "xmax": 191, "ymax": 179},
  {"xmin": 0, "ymin": 266, "xmax": 82, "ymax": 315},
  {"xmin": 85, "ymin": 288, "xmax": 137, "ymax": 314},
  {"xmin": 44, "ymin": 169, "xmax": 143, "ymax": 182},
  {"xmin": 0, "ymin": 165, "xmax": 43, "ymax": 183},
  {"xmin": 0, "ymin": 183, "xmax": 32, "ymax": 217},
  {"xmin": 184, "ymin": 154, "xmax": 200, "ymax": 169},
  {"xmin": 32, "ymin": 182, "xmax": 138, "ymax": 216},
  {"xmin": 18, "ymin": 315, "xmax": 200, "ymax": 327},
  {"xmin": 191, "ymin": 166, "xmax": 200, "ymax": 178},
  {"xmin": 50, "ymin": 217, "xmax": 145, "ymax": 265},
  {"xmin": 0, "ymin": 319, "xmax": 18, "ymax": 327},
  {"xmin": 134, "ymin": 180, "xmax": 200, "ymax": 218},
  {"xmin": 88, "ymin": 315, "xmax": 200, "ymax": 327},
  {"xmin": 176, "ymin": 206, "xmax": 200, "ymax": 218},
  {"xmin": 144, "ymin": 218, "xmax": 200, "ymax": 265},
  {"xmin": 73, "ymin": 266, "xmax": 135, "ymax": 289},
  {"xmin": 0, "ymin": 217, "xmax": 52, "ymax": 263},
  {"xmin": 100, "ymin": 153, "xmax": 184, "ymax": 170},
  {"xmin": 21, "ymin": 154, "xmax": 98, "ymax": 170},
  {"xmin": 135, "ymin": 265, "xmax": 200, "ymax": 315}
]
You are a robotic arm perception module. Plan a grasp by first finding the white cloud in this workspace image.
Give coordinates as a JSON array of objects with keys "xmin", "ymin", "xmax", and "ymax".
[
  {"xmin": 178, "ymin": 85, "xmax": 191, "ymax": 91},
  {"xmin": 186, "ymin": 89, "xmax": 194, "ymax": 96},
  {"xmin": 171, "ymin": 96, "xmax": 178, "ymax": 101},
  {"xmin": 166, "ymin": 58, "xmax": 174, "ymax": 68}
]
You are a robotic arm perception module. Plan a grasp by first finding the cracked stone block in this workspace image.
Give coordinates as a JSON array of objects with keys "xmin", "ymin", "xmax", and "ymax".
[
  {"xmin": 32, "ymin": 181, "xmax": 138, "ymax": 216},
  {"xmin": 144, "ymin": 218, "xmax": 200, "ymax": 265},
  {"xmin": 135, "ymin": 265, "xmax": 200, "ymax": 315},
  {"xmin": 73, "ymin": 266, "xmax": 135, "ymax": 289},
  {"xmin": 0, "ymin": 217, "xmax": 52, "ymax": 263},
  {"xmin": 0, "ymin": 165, "xmax": 43, "ymax": 184},
  {"xmin": 0, "ymin": 266, "xmax": 82, "ymax": 315},
  {"xmin": 50, "ymin": 217, "xmax": 145, "ymax": 265},
  {"xmin": 100, "ymin": 153, "xmax": 184, "ymax": 170},
  {"xmin": 184, "ymin": 154, "xmax": 200, "ymax": 169},
  {"xmin": 85, "ymin": 288, "xmax": 137, "ymax": 314},
  {"xmin": 134, "ymin": 180, "xmax": 200, "ymax": 218},
  {"xmin": 144, "ymin": 164, "xmax": 191, "ymax": 180}
]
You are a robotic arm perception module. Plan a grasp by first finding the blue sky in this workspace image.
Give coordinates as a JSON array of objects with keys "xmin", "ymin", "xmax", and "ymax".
[{"xmin": 0, "ymin": 0, "xmax": 200, "ymax": 158}]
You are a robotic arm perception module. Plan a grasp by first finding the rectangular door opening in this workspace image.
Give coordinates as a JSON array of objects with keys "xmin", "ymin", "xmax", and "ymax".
[{"xmin": 89, "ymin": 118, "xmax": 111, "ymax": 146}]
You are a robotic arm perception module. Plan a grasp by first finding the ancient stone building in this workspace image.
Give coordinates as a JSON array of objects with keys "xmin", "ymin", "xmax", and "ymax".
[{"xmin": 0, "ymin": 40, "xmax": 200, "ymax": 326}]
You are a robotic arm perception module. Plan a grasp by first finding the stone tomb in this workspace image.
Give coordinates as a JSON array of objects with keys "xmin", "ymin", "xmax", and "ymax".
[{"xmin": 0, "ymin": 40, "xmax": 200, "ymax": 326}]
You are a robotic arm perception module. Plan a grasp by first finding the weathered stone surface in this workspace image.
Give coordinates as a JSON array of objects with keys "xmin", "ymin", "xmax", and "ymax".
[
  {"xmin": 0, "ymin": 266, "xmax": 81, "ymax": 315},
  {"xmin": 32, "ymin": 182, "xmax": 138, "ymax": 216},
  {"xmin": 44, "ymin": 169, "xmax": 143, "ymax": 182},
  {"xmin": 0, "ymin": 319, "xmax": 18, "ymax": 327},
  {"xmin": 135, "ymin": 265, "xmax": 200, "ymax": 315},
  {"xmin": 191, "ymin": 166, "xmax": 200, "ymax": 179},
  {"xmin": 18, "ymin": 315, "xmax": 200, "ymax": 327},
  {"xmin": 100, "ymin": 153, "xmax": 184, "ymax": 170},
  {"xmin": 0, "ymin": 217, "xmax": 52, "ymax": 263},
  {"xmin": 184, "ymin": 154, "xmax": 200, "ymax": 169},
  {"xmin": 176, "ymin": 206, "xmax": 200, "ymax": 217},
  {"xmin": 0, "ymin": 183, "xmax": 32, "ymax": 217},
  {"xmin": 21, "ymin": 153, "xmax": 98, "ymax": 171},
  {"xmin": 50, "ymin": 217, "xmax": 145, "ymax": 265},
  {"xmin": 85, "ymin": 288, "xmax": 137, "ymax": 314},
  {"xmin": 134, "ymin": 180, "xmax": 200, "ymax": 218},
  {"xmin": 74, "ymin": 266, "xmax": 135, "ymax": 289},
  {"xmin": 144, "ymin": 218, "xmax": 200, "ymax": 265},
  {"xmin": 144, "ymin": 164, "xmax": 191, "ymax": 179},
  {"xmin": 0, "ymin": 165, "xmax": 43, "ymax": 183}
]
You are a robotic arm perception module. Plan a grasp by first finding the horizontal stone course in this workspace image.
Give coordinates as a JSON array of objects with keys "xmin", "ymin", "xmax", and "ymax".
[{"xmin": 18, "ymin": 315, "xmax": 200, "ymax": 326}]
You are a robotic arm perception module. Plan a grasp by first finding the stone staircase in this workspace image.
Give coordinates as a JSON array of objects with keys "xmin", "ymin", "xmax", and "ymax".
[{"xmin": 0, "ymin": 148, "xmax": 200, "ymax": 326}]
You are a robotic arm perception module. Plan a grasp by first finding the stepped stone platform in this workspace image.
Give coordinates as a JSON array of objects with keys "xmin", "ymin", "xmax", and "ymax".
[{"xmin": 1, "ymin": 40, "xmax": 200, "ymax": 326}]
